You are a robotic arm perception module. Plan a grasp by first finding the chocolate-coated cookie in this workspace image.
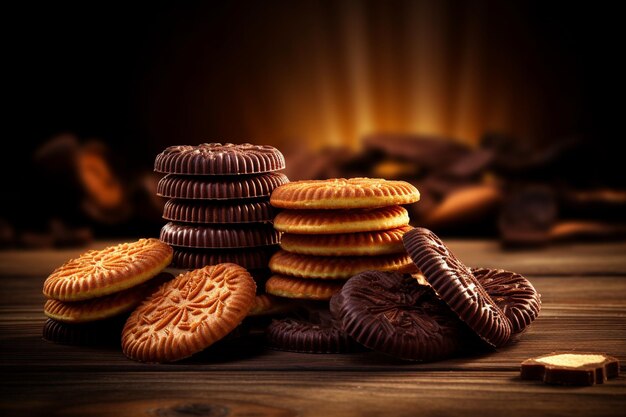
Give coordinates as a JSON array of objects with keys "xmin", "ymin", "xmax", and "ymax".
[
  {"xmin": 338, "ymin": 271, "xmax": 465, "ymax": 361},
  {"xmin": 403, "ymin": 227, "xmax": 511, "ymax": 347}
]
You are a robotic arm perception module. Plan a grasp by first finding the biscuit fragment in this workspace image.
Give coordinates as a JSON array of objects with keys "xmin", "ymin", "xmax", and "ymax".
[{"xmin": 521, "ymin": 352, "xmax": 620, "ymax": 385}]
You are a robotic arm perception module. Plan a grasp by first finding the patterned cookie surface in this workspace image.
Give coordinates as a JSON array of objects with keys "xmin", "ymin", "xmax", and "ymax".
[
  {"xmin": 280, "ymin": 226, "xmax": 412, "ymax": 256},
  {"xmin": 122, "ymin": 264, "xmax": 256, "ymax": 363},
  {"xmin": 269, "ymin": 250, "xmax": 416, "ymax": 279},
  {"xmin": 473, "ymin": 267, "xmax": 541, "ymax": 334},
  {"xmin": 44, "ymin": 272, "xmax": 173, "ymax": 323},
  {"xmin": 265, "ymin": 275, "xmax": 344, "ymax": 300},
  {"xmin": 157, "ymin": 172, "xmax": 288, "ymax": 200},
  {"xmin": 270, "ymin": 178, "xmax": 420, "ymax": 209},
  {"xmin": 337, "ymin": 271, "xmax": 465, "ymax": 361},
  {"xmin": 154, "ymin": 143, "xmax": 285, "ymax": 175},
  {"xmin": 273, "ymin": 206, "xmax": 410, "ymax": 234},
  {"xmin": 43, "ymin": 239, "xmax": 173, "ymax": 302}
]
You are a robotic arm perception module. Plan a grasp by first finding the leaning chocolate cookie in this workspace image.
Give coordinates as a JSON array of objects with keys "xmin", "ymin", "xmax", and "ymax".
[{"xmin": 403, "ymin": 227, "xmax": 512, "ymax": 347}]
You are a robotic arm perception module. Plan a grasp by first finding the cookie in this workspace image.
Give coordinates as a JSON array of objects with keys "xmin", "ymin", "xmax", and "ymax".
[
  {"xmin": 336, "ymin": 271, "xmax": 465, "ymax": 361},
  {"xmin": 273, "ymin": 206, "xmax": 410, "ymax": 234},
  {"xmin": 43, "ymin": 272, "xmax": 172, "ymax": 323},
  {"xmin": 521, "ymin": 352, "xmax": 620, "ymax": 385},
  {"xmin": 157, "ymin": 172, "xmax": 288, "ymax": 200},
  {"xmin": 270, "ymin": 178, "xmax": 420, "ymax": 209},
  {"xmin": 269, "ymin": 250, "xmax": 416, "ymax": 280},
  {"xmin": 280, "ymin": 226, "xmax": 412, "ymax": 256},
  {"xmin": 472, "ymin": 268, "xmax": 541, "ymax": 334},
  {"xmin": 171, "ymin": 246, "xmax": 277, "ymax": 270},
  {"xmin": 248, "ymin": 294, "xmax": 294, "ymax": 316},
  {"xmin": 42, "ymin": 317, "xmax": 126, "ymax": 346},
  {"xmin": 403, "ymin": 228, "xmax": 511, "ymax": 347},
  {"xmin": 266, "ymin": 310, "xmax": 355, "ymax": 353},
  {"xmin": 122, "ymin": 264, "xmax": 256, "ymax": 363},
  {"xmin": 265, "ymin": 275, "xmax": 344, "ymax": 300},
  {"xmin": 163, "ymin": 199, "xmax": 276, "ymax": 224},
  {"xmin": 154, "ymin": 143, "xmax": 285, "ymax": 175},
  {"xmin": 43, "ymin": 238, "xmax": 173, "ymax": 302},
  {"xmin": 160, "ymin": 222, "xmax": 280, "ymax": 248}
]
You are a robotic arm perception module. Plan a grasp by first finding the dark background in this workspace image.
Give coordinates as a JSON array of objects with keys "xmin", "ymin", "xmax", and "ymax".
[{"xmin": 3, "ymin": 0, "xmax": 623, "ymax": 240}]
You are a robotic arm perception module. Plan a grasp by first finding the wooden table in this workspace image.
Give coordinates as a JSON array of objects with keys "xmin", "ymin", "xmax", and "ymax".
[{"xmin": 1, "ymin": 240, "xmax": 625, "ymax": 416}]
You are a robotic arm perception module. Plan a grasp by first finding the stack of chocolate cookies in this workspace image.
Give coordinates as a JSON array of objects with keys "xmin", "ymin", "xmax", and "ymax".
[
  {"xmin": 154, "ymin": 143, "xmax": 288, "ymax": 288},
  {"xmin": 265, "ymin": 178, "xmax": 421, "ymax": 301}
]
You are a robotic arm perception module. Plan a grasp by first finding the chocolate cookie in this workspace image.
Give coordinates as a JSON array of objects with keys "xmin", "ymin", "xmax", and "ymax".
[
  {"xmin": 42, "ymin": 317, "xmax": 125, "ymax": 346},
  {"xmin": 403, "ymin": 228, "xmax": 512, "ymax": 347},
  {"xmin": 171, "ymin": 246, "xmax": 278, "ymax": 270},
  {"xmin": 160, "ymin": 222, "xmax": 280, "ymax": 248},
  {"xmin": 337, "ymin": 271, "xmax": 465, "ymax": 361},
  {"xmin": 163, "ymin": 199, "xmax": 276, "ymax": 224},
  {"xmin": 472, "ymin": 267, "xmax": 541, "ymax": 334},
  {"xmin": 157, "ymin": 172, "xmax": 288, "ymax": 200},
  {"xmin": 154, "ymin": 143, "xmax": 285, "ymax": 175},
  {"xmin": 266, "ymin": 310, "xmax": 355, "ymax": 353}
]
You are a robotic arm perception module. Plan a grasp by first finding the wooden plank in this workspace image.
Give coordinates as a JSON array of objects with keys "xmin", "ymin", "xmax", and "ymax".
[
  {"xmin": 2, "ymin": 371, "xmax": 625, "ymax": 417},
  {"xmin": 1, "ymin": 311, "xmax": 624, "ymax": 372},
  {"xmin": 1, "ymin": 240, "xmax": 626, "ymax": 277}
]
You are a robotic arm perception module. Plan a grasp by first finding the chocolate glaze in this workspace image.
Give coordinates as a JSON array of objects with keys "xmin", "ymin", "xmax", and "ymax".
[{"xmin": 154, "ymin": 143, "xmax": 285, "ymax": 175}]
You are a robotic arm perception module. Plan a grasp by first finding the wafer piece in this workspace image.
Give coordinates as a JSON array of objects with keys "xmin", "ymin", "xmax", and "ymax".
[
  {"xmin": 521, "ymin": 352, "xmax": 620, "ymax": 385},
  {"xmin": 160, "ymin": 222, "xmax": 280, "ymax": 248},
  {"xmin": 122, "ymin": 264, "xmax": 256, "ymax": 363},
  {"xmin": 473, "ymin": 267, "xmax": 541, "ymax": 334},
  {"xmin": 270, "ymin": 178, "xmax": 420, "ymax": 209},
  {"xmin": 157, "ymin": 172, "xmax": 288, "ymax": 200},
  {"xmin": 266, "ymin": 310, "xmax": 355, "ymax": 353},
  {"xmin": 163, "ymin": 199, "xmax": 275, "ymax": 224},
  {"xmin": 273, "ymin": 206, "xmax": 410, "ymax": 234},
  {"xmin": 337, "ymin": 271, "xmax": 465, "ymax": 361},
  {"xmin": 247, "ymin": 293, "xmax": 295, "ymax": 316},
  {"xmin": 403, "ymin": 228, "xmax": 511, "ymax": 347},
  {"xmin": 43, "ymin": 272, "xmax": 173, "ymax": 323},
  {"xmin": 43, "ymin": 239, "xmax": 173, "ymax": 302},
  {"xmin": 154, "ymin": 143, "xmax": 285, "ymax": 175},
  {"xmin": 265, "ymin": 275, "xmax": 344, "ymax": 300},
  {"xmin": 269, "ymin": 250, "xmax": 416, "ymax": 280},
  {"xmin": 280, "ymin": 226, "xmax": 412, "ymax": 256},
  {"xmin": 171, "ymin": 246, "xmax": 277, "ymax": 270}
]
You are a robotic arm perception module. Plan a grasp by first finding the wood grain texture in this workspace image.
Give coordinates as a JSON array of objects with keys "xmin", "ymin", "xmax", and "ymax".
[{"xmin": 1, "ymin": 240, "xmax": 625, "ymax": 417}]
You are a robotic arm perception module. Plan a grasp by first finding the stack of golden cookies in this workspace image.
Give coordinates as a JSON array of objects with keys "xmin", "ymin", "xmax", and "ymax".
[
  {"xmin": 266, "ymin": 178, "xmax": 420, "ymax": 301},
  {"xmin": 41, "ymin": 239, "xmax": 173, "ymax": 345}
]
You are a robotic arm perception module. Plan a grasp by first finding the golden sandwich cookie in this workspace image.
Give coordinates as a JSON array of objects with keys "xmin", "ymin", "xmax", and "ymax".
[
  {"xmin": 269, "ymin": 250, "xmax": 417, "ymax": 280},
  {"xmin": 43, "ymin": 238, "xmax": 173, "ymax": 302},
  {"xmin": 273, "ymin": 206, "xmax": 410, "ymax": 234},
  {"xmin": 270, "ymin": 178, "xmax": 420, "ymax": 209},
  {"xmin": 280, "ymin": 226, "xmax": 412, "ymax": 256},
  {"xmin": 265, "ymin": 275, "xmax": 344, "ymax": 300}
]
